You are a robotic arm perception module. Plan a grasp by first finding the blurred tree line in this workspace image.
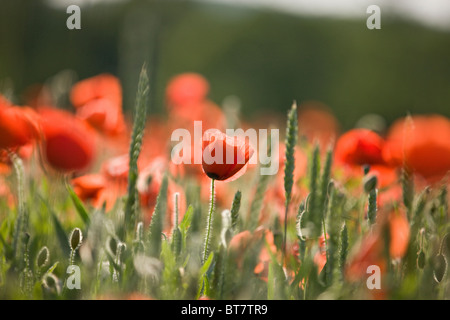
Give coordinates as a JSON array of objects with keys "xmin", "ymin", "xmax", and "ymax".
[{"xmin": 1, "ymin": 0, "xmax": 450, "ymax": 131}]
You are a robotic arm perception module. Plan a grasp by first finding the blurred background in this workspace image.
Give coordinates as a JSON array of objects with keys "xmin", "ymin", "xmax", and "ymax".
[{"xmin": 1, "ymin": 0, "xmax": 450, "ymax": 131}]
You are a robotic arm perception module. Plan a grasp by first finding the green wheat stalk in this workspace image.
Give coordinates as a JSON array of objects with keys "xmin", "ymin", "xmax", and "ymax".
[
  {"xmin": 230, "ymin": 190, "xmax": 242, "ymax": 233},
  {"xmin": 124, "ymin": 63, "xmax": 150, "ymax": 238},
  {"xmin": 339, "ymin": 222, "xmax": 348, "ymax": 277},
  {"xmin": 283, "ymin": 102, "xmax": 298, "ymax": 257},
  {"xmin": 306, "ymin": 144, "xmax": 322, "ymax": 238}
]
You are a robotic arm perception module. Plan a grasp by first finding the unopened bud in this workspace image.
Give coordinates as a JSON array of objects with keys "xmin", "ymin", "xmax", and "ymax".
[
  {"xmin": 36, "ymin": 246, "xmax": 50, "ymax": 269},
  {"xmin": 417, "ymin": 250, "xmax": 425, "ymax": 269},
  {"xmin": 69, "ymin": 228, "xmax": 83, "ymax": 251},
  {"xmin": 433, "ymin": 254, "xmax": 447, "ymax": 283}
]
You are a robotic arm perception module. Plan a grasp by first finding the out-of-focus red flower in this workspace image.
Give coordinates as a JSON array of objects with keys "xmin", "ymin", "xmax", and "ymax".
[
  {"xmin": 94, "ymin": 154, "xmax": 130, "ymax": 211},
  {"xmin": 0, "ymin": 95, "xmax": 40, "ymax": 174},
  {"xmin": 229, "ymin": 230, "xmax": 253, "ymax": 252},
  {"xmin": 313, "ymin": 233, "xmax": 329, "ymax": 274},
  {"xmin": 334, "ymin": 129, "xmax": 397, "ymax": 188},
  {"xmin": 0, "ymin": 94, "xmax": 11, "ymax": 108},
  {"xmin": 102, "ymin": 153, "xmax": 130, "ymax": 180},
  {"xmin": 169, "ymin": 100, "xmax": 226, "ymax": 132},
  {"xmin": 0, "ymin": 151, "xmax": 10, "ymax": 174},
  {"xmin": 72, "ymin": 174, "xmax": 106, "ymax": 202},
  {"xmin": 0, "ymin": 101, "xmax": 40, "ymax": 150},
  {"xmin": 39, "ymin": 107, "xmax": 96, "ymax": 173},
  {"xmin": 383, "ymin": 115, "xmax": 450, "ymax": 183},
  {"xmin": 314, "ymin": 251, "xmax": 327, "ymax": 274},
  {"xmin": 140, "ymin": 118, "xmax": 172, "ymax": 165},
  {"xmin": 388, "ymin": 209, "xmax": 410, "ymax": 259},
  {"xmin": 0, "ymin": 176, "xmax": 14, "ymax": 207},
  {"xmin": 253, "ymin": 230, "xmax": 278, "ymax": 282},
  {"xmin": 298, "ymin": 101, "xmax": 339, "ymax": 151},
  {"xmin": 377, "ymin": 183, "xmax": 402, "ymax": 208},
  {"xmin": 70, "ymin": 74, "xmax": 125, "ymax": 136},
  {"xmin": 166, "ymin": 73, "xmax": 209, "ymax": 108},
  {"xmin": 345, "ymin": 208, "xmax": 410, "ymax": 298},
  {"xmin": 71, "ymin": 154, "xmax": 128, "ymax": 212},
  {"xmin": 201, "ymin": 129, "xmax": 254, "ymax": 182},
  {"xmin": 335, "ymin": 129, "xmax": 384, "ymax": 166},
  {"xmin": 228, "ymin": 227, "xmax": 266, "ymax": 269},
  {"xmin": 137, "ymin": 158, "xmax": 187, "ymax": 232},
  {"xmin": 345, "ymin": 230, "xmax": 386, "ymax": 282}
]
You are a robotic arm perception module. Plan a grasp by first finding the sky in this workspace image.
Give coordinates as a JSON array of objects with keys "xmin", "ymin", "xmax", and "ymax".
[{"xmin": 47, "ymin": 0, "xmax": 450, "ymax": 31}]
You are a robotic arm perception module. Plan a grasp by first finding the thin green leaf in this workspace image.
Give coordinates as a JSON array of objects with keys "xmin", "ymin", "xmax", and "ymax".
[{"xmin": 66, "ymin": 183, "xmax": 90, "ymax": 225}]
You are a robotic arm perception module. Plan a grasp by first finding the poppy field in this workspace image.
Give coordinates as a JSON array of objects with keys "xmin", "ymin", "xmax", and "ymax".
[{"xmin": 1, "ymin": 60, "xmax": 450, "ymax": 301}]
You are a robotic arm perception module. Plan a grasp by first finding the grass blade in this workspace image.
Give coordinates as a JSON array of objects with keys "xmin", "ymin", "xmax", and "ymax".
[{"xmin": 66, "ymin": 182, "xmax": 90, "ymax": 226}]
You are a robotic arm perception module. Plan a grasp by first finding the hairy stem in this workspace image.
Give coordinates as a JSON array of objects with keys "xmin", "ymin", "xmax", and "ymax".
[{"xmin": 202, "ymin": 179, "xmax": 215, "ymax": 264}]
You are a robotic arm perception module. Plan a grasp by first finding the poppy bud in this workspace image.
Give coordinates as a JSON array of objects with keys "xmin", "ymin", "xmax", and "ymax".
[
  {"xmin": 36, "ymin": 246, "xmax": 50, "ymax": 269},
  {"xmin": 69, "ymin": 228, "xmax": 83, "ymax": 251},
  {"xmin": 433, "ymin": 254, "xmax": 447, "ymax": 283},
  {"xmin": 417, "ymin": 250, "xmax": 425, "ymax": 269}
]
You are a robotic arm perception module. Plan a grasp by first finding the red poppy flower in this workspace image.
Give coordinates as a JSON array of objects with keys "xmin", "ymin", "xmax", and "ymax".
[
  {"xmin": 334, "ymin": 129, "xmax": 397, "ymax": 188},
  {"xmin": 165, "ymin": 73, "xmax": 209, "ymax": 107},
  {"xmin": 71, "ymin": 155, "xmax": 128, "ymax": 212},
  {"xmin": 335, "ymin": 129, "xmax": 385, "ymax": 166},
  {"xmin": 388, "ymin": 209, "xmax": 410, "ymax": 259},
  {"xmin": 72, "ymin": 174, "xmax": 106, "ymax": 201},
  {"xmin": 39, "ymin": 108, "xmax": 96, "ymax": 172},
  {"xmin": 298, "ymin": 101, "xmax": 339, "ymax": 151},
  {"xmin": 383, "ymin": 115, "xmax": 450, "ymax": 183},
  {"xmin": 70, "ymin": 74, "xmax": 125, "ymax": 136},
  {"xmin": 227, "ymin": 227, "xmax": 263, "ymax": 267},
  {"xmin": 137, "ymin": 158, "xmax": 187, "ymax": 231},
  {"xmin": 313, "ymin": 233, "xmax": 329, "ymax": 274},
  {"xmin": 345, "ymin": 209, "xmax": 410, "ymax": 285},
  {"xmin": 253, "ymin": 229, "xmax": 278, "ymax": 282},
  {"xmin": 168, "ymin": 101, "xmax": 227, "ymax": 179},
  {"xmin": 0, "ymin": 176, "xmax": 14, "ymax": 207},
  {"xmin": 0, "ymin": 100, "xmax": 40, "ymax": 150},
  {"xmin": 201, "ymin": 129, "xmax": 254, "ymax": 182}
]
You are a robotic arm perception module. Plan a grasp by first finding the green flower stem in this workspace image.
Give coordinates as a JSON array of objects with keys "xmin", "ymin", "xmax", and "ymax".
[{"xmin": 202, "ymin": 178, "xmax": 215, "ymax": 264}]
